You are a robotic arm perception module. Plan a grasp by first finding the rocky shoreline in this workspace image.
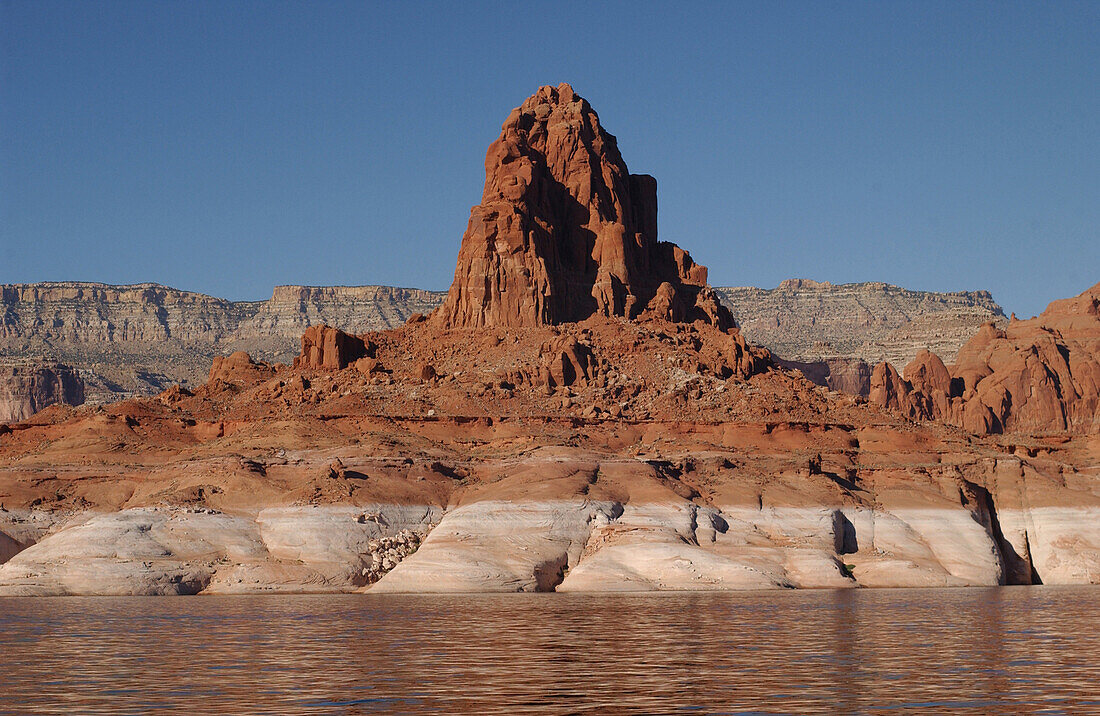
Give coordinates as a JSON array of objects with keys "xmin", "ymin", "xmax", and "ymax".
[{"xmin": 2, "ymin": 495, "xmax": 1096, "ymax": 596}]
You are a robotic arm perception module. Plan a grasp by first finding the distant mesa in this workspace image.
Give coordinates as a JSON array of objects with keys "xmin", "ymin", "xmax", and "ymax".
[
  {"xmin": 716, "ymin": 280, "xmax": 1005, "ymax": 367},
  {"xmin": 777, "ymin": 279, "xmax": 833, "ymax": 290},
  {"xmin": 435, "ymin": 83, "xmax": 732, "ymax": 330}
]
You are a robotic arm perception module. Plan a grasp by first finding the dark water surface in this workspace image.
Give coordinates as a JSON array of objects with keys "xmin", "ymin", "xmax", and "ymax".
[{"xmin": 1, "ymin": 588, "xmax": 1098, "ymax": 714}]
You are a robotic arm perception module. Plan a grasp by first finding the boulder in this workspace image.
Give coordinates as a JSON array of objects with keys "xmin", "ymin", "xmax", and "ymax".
[
  {"xmin": 541, "ymin": 336, "xmax": 597, "ymax": 389},
  {"xmin": 208, "ymin": 351, "xmax": 274, "ymax": 385}
]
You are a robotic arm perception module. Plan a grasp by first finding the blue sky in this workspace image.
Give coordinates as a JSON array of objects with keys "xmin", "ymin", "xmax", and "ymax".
[{"xmin": 1, "ymin": 1, "xmax": 1097, "ymax": 318}]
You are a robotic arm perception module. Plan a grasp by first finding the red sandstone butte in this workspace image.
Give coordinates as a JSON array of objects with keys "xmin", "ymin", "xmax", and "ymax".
[{"xmin": 434, "ymin": 83, "xmax": 732, "ymax": 332}]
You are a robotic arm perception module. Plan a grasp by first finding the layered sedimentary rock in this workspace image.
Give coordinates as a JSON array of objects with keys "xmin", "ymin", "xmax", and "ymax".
[
  {"xmin": 717, "ymin": 279, "xmax": 1005, "ymax": 367},
  {"xmin": 0, "ymin": 283, "xmax": 442, "ymax": 401},
  {"xmin": 0, "ymin": 362, "xmax": 84, "ymax": 422},
  {"xmin": 2, "ymin": 274, "xmax": 1097, "ymax": 594},
  {"xmin": 870, "ymin": 282, "xmax": 1100, "ymax": 435},
  {"xmin": 774, "ymin": 357, "xmax": 872, "ymax": 396},
  {"xmin": 0, "ymin": 505, "xmax": 440, "ymax": 596},
  {"xmin": 293, "ymin": 326, "xmax": 370, "ymax": 371},
  {"xmin": 2, "ymin": 414, "xmax": 1097, "ymax": 594},
  {"xmin": 435, "ymin": 83, "xmax": 732, "ymax": 331}
]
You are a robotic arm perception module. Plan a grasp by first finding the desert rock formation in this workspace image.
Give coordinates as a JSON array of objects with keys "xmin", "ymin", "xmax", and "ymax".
[
  {"xmin": 0, "ymin": 85, "xmax": 1095, "ymax": 596},
  {"xmin": 0, "ymin": 283, "xmax": 442, "ymax": 401},
  {"xmin": 293, "ymin": 325, "xmax": 370, "ymax": 371},
  {"xmin": 2, "ymin": 395, "xmax": 1096, "ymax": 594},
  {"xmin": 0, "ymin": 362, "xmax": 84, "ymax": 422},
  {"xmin": 870, "ymin": 282, "xmax": 1100, "ymax": 435},
  {"xmin": 1, "ymin": 279, "xmax": 1006, "ymax": 402},
  {"xmin": 773, "ymin": 357, "xmax": 873, "ymax": 396},
  {"xmin": 436, "ymin": 83, "xmax": 732, "ymax": 331}
]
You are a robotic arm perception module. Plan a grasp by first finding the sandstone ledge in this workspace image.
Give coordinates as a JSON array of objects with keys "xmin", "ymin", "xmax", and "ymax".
[{"xmin": 2, "ymin": 499, "xmax": 1096, "ymax": 596}]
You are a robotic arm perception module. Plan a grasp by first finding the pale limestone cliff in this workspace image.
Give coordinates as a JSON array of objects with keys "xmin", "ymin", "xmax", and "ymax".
[
  {"xmin": 717, "ymin": 280, "xmax": 1005, "ymax": 366},
  {"xmin": 0, "ymin": 283, "xmax": 442, "ymax": 401},
  {"xmin": 3, "ymin": 495, "xmax": 1096, "ymax": 595},
  {"xmin": 0, "ymin": 505, "xmax": 441, "ymax": 596}
]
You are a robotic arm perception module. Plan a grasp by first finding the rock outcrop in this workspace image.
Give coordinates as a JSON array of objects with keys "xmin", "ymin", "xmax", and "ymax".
[
  {"xmin": 4, "ymin": 430, "xmax": 1099, "ymax": 594},
  {"xmin": 775, "ymin": 357, "xmax": 872, "ymax": 396},
  {"xmin": 293, "ymin": 325, "xmax": 371, "ymax": 371},
  {"xmin": 540, "ymin": 335, "xmax": 598, "ymax": 390},
  {"xmin": 208, "ymin": 351, "xmax": 276, "ymax": 385},
  {"xmin": 870, "ymin": 282, "xmax": 1100, "ymax": 434},
  {"xmin": 435, "ymin": 83, "xmax": 732, "ymax": 331},
  {"xmin": 0, "ymin": 362, "xmax": 84, "ymax": 422},
  {"xmin": 0, "ymin": 506, "xmax": 440, "ymax": 595}
]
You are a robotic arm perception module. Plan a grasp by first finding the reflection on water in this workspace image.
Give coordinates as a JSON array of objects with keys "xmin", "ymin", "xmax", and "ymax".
[{"xmin": 1, "ymin": 588, "xmax": 1099, "ymax": 714}]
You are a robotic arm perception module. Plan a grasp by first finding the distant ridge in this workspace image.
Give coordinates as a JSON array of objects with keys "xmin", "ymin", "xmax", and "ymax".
[
  {"xmin": 0, "ymin": 282, "xmax": 444, "ymax": 401},
  {"xmin": 716, "ymin": 280, "xmax": 1004, "ymax": 366},
  {"xmin": 1, "ymin": 279, "xmax": 1003, "ymax": 403}
]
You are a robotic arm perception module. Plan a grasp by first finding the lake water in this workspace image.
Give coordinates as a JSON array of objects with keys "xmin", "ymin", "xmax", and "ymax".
[{"xmin": 1, "ymin": 587, "xmax": 1098, "ymax": 714}]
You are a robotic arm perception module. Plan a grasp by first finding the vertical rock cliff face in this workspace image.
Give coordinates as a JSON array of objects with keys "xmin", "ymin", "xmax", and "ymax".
[
  {"xmin": 293, "ymin": 325, "xmax": 370, "ymax": 370},
  {"xmin": 436, "ymin": 83, "xmax": 731, "ymax": 330},
  {"xmin": 0, "ymin": 363, "xmax": 84, "ymax": 422}
]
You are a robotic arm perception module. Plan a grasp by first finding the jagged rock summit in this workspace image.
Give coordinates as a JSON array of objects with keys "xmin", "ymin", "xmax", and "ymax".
[{"xmin": 435, "ymin": 83, "xmax": 732, "ymax": 330}]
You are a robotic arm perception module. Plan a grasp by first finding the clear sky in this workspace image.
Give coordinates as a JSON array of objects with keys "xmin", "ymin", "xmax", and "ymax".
[{"xmin": 1, "ymin": 1, "xmax": 1097, "ymax": 318}]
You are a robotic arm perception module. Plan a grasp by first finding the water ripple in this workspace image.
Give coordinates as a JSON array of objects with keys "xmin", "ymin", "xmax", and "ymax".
[{"xmin": 0, "ymin": 587, "xmax": 1098, "ymax": 714}]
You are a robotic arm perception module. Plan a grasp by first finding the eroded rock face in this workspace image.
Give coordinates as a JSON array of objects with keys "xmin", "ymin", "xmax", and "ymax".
[
  {"xmin": 870, "ymin": 282, "xmax": 1100, "ymax": 434},
  {"xmin": 0, "ymin": 282, "xmax": 443, "ymax": 401},
  {"xmin": 0, "ymin": 362, "xmax": 84, "ymax": 422},
  {"xmin": 540, "ymin": 335, "xmax": 597, "ymax": 389},
  {"xmin": 293, "ymin": 325, "xmax": 372, "ymax": 370},
  {"xmin": 208, "ymin": 351, "xmax": 276, "ymax": 385},
  {"xmin": 775, "ymin": 357, "xmax": 872, "ymax": 396},
  {"xmin": 0, "ymin": 506, "xmax": 441, "ymax": 596},
  {"xmin": 435, "ymin": 83, "xmax": 732, "ymax": 331}
]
